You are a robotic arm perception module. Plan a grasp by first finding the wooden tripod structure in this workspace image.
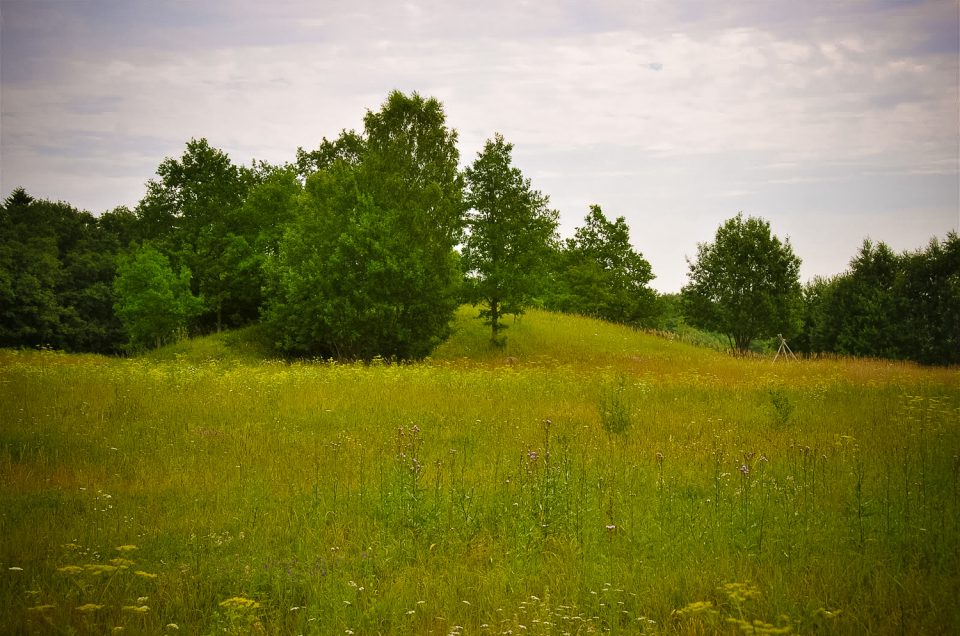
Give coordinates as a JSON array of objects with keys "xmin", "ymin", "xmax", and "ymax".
[{"xmin": 773, "ymin": 333, "xmax": 797, "ymax": 362}]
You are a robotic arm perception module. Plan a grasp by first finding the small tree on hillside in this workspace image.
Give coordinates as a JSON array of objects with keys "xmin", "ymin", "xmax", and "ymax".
[
  {"xmin": 682, "ymin": 213, "xmax": 802, "ymax": 354},
  {"xmin": 462, "ymin": 134, "xmax": 558, "ymax": 344}
]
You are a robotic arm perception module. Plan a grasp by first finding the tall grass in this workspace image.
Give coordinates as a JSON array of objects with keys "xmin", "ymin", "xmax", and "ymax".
[{"xmin": 1, "ymin": 308, "xmax": 958, "ymax": 634}]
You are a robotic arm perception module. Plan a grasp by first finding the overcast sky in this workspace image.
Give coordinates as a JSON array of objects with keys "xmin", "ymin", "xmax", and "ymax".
[{"xmin": 2, "ymin": 0, "xmax": 958, "ymax": 292}]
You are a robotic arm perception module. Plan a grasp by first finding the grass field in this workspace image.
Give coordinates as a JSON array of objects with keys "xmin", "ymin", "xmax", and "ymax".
[{"xmin": 2, "ymin": 307, "xmax": 958, "ymax": 634}]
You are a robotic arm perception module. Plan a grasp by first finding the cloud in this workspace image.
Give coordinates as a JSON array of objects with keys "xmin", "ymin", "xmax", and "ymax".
[{"xmin": 1, "ymin": 0, "xmax": 957, "ymax": 291}]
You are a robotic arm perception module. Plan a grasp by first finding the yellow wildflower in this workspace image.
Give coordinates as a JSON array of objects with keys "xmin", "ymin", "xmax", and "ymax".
[
  {"xmin": 134, "ymin": 570, "xmax": 158, "ymax": 579},
  {"xmin": 58, "ymin": 565, "xmax": 84, "ymax": 575},
  {"xmin": 28, "ymin": 605, "xmax": 56, "ymax": 612},
  {"xmin": 674, "ymin": 600, "xmax": 715, "ymax": 616},
  {"xmin": 115, "ymin": 545, "xmax": 138, "ymax": 553},
  {"xmin": 84, "ymin": 564, "xmax": 118, "ymax": 575},
  {"xmin": 75, "ymin": 603, "xmax": 104, "ymax": 613},
  {"xmin": 220, "ymin": 596, "xmax": 260, "ymax": 610},
  {"xmin": 110, "ymin": 558, "xmax": 136, "ymax": 568},
  {"xmin": 122, "ymin": 605, "xmax": 150, "ymax": 614}
]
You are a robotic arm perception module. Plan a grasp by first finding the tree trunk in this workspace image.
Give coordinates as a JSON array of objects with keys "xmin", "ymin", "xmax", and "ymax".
[{"xmin": 489, "ymin": 299, "xmax": 500, "ymax": 342}]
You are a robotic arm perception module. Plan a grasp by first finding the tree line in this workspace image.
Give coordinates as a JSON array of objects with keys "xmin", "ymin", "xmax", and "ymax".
[{"xmin": 1, "ymin": 91, "xmax": 957, "ymax": 364}]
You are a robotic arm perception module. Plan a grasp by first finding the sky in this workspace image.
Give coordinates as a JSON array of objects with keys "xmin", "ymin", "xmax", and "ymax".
[{"xmin": 1, "ymin": 0, "xmax": 958, "ymax": 292}]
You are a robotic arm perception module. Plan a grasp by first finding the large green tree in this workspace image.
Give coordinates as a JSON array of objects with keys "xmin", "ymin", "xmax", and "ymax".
[
  {"xmin": 548, "ymin": 205, "xmax": 656, "ymax": 326},
  {"xmin": 265, "ymin": 91, "xmax": 464, "ymax": 360},
  {"xmin": 682, "ymin": 213, "xmax": 802, "ymax": 353},
  {"xmin": 461, "ymin": 134, "xmax": 558, "ymax": 343},
  {"xmin": 136, "ymin": 138, "xmax": 257, "ymax": 331}
]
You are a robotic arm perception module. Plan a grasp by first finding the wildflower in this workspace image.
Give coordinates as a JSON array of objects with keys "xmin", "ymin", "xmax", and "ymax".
[
  {"xmin": 8, "ymin": 566, "xmax": 23, "ymax": 571},
  {"xmin": 115, "ymin": 545, "xmax": 138, "ymax": 553},
  {"xmin": 165, "ymin": 624, "xmax": 179, "ymax": 631},
  {"xmin": 134, "ymin": 571, "xmax": 158, "ymax": 579},
  {"xmin": 220, "ymin": 596, "xmax": 259, "ymax": 610},
  {"xmin": 674, "ymin": 600, "xmax": 714, "ymax": 616},
  {"xmin": 58, "ymin": 565, "xmax": 84, "ymax": 575},
  {"xmin": 85, "ymin": 564, "xmax": 118, "ymax": 575},
  {"xmin": 110, "ymin": 558, "xmax": 135, "ymax": 568},
  {"xmin": 655, "ymin": 452, "xmax": 664, "ymax": 465},
  {"xmin": 122, "ymin": 605, "xmax": 150, "ymax": 614},
  {"xmin": 28, "ymin": 605, "xmax": 56, "ymax": 612},
  {"xmin": 75, "ymin": 603, "xmax": 104, "ymax": 613},
  {"xmin": 739, "ymin": 464, "xmax": 750, "ymax": 476}
]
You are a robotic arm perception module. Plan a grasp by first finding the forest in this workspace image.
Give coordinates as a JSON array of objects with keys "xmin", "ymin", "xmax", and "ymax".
[{"xmin": 1, "ymin": 91, "xmax": 957, "ymax": 365}]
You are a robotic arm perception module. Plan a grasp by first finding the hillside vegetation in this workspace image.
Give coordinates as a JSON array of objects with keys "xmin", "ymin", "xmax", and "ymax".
[{"xmin": 2, "ymin": 308, "xmax": 958, "ymax": 634}]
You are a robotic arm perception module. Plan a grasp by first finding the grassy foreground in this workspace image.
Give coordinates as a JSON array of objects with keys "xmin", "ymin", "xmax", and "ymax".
[{"xmin": 1, "ymin": 307, "xmax": 958, "ymax": 634}]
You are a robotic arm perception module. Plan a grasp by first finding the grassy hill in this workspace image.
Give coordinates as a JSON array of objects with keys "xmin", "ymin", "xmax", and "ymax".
[{"xmin": 1, "ymin": 308, "xmax": 958, "ymax": 633}]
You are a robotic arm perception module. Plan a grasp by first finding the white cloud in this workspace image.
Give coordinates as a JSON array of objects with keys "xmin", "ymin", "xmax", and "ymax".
[{"xmin": 1, "ymin": 0, "xmax": 957, "ymax": 291}]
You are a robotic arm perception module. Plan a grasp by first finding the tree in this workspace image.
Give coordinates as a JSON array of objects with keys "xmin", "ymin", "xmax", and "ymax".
[
  {"xmin": 897, "ymin": 233, "xmax": 960, "ymax": 365},
  {"xmin": 264, "ymin": 91, "xmax": 464, "ymax": 360},
  {"xmin": 461, "ymin": 134, "xmax": 558, "ymax": 343},
  {"xmin": 0, "ymin": 190, "xmax": 62, "ymax": 347},
  {"xmin": 0, "ymin": 190, "xmax": 126, "ymax": 353},
  {"xmin": 682, "ymin": 213, "xmax": 802, "ymax": 353},
  {"xmin": 548, "ymin": 205, "xmax": 656, "ymax": 326},
  {"xmin": 113, "ymin": 244, "xmax": 202, "ymax": 349},
  {"xmin": 136, "ymin": 138, "xmax": 255, "ymax": 331},
  {"xmin": 828, "ymin": 239, "xmax": 902, "ymax": 358},
  {"xmin": 296, "ymin": 130, "xmax": 365, "ymax": 178}
]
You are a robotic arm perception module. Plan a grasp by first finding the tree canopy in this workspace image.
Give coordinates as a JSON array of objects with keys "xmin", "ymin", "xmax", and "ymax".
[
  {"xmin": 264, "ymin": 91, "xmax": 464, "ymax": 360},
  {"xmin": 682, "ymin": 213, "xmax": 802, "ymax": 353},
  {"xmin": 547, "ymin": 205, "xmax": 657, "ymax": 327}
]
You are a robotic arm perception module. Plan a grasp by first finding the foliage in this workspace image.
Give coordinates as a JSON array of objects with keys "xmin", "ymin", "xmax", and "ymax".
[
  {"xmin": 0, "ymin": 189, "xmax": 127, "ymax": 353},
  {"xmin": 112, "ymin": 244, "xmax": 202, "ymax": 349},
  {"xmin": 136, "ymin": 138, "xmax": 257, "ymax": 331},
  {"xmin": 295, "ymin": 129, "xmax": 365, "ymax": 178},
  {"xmin": 461, "ymin": 133, "xmax": 558, "ymax": 344},
  {"xmin": 799, "ymin": 233, "xmax": 959, "ymax": 365},
  {"xmin": 682, "ymin": 213, "xmax": 802, "ymax": 353},
  {"xmin": 897, "ymin": 232, "xmax": 960, "ymax": 364},
  {"xmin": 265, "ymin": 91, "xmax": 464, "ymax": 360},
  {"xmin": 546, "ymin": 205, "xmax": 657, "ymax": 327}
]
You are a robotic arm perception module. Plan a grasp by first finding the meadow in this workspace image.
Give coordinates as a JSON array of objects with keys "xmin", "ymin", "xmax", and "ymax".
[{"xmin": 1, "ymin": 307, "xmax": 958, "ymax": 634}]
